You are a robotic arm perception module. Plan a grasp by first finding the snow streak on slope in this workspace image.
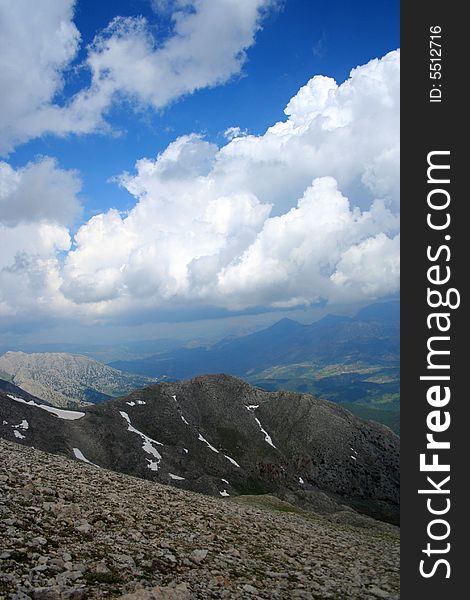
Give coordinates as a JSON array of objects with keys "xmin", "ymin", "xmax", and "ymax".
[
  {"xmin": 7, "ymin": 395, "xmax": 85, "ymax": 420},
  {"xmin": 198, "ymin": 433, "xmax": 219, "ymax": 453},
  {"xmin": 119, "ymin": 411, "xmax": 163, "ymax": 471},
  {"xmin": 254, "ymin": 417, "xmax": 276, "ymax": 448},
  {"xmin": 196, "ymin": 432, "xmax": 240, "ymax": 468},
  {"xmin": 172, "ymin": 393, "xmax": 239, "ymax": 467},
  {"xmin": 73, "ymin": 447, "xmax": 99, "ymax": 467},
  {"xmin": 245, "ymin": 405, "xmax": 276, "ymax": 448},
  {"xmin": 224, "ymin": 454, "xmax": 240, "ymax": 468}
]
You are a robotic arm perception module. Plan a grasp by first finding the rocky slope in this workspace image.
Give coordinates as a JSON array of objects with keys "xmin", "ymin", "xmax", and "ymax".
[
  {"xmin": 0, "ymin": 380, "xmax": 53, "ymax": 407},
  {"xmin": 0, "ymin": 375, "xmax": 399, "ymax": 523},
  {"xmin": 0, "ymin": 352, "xmax": 154, "ymax": 408},
  {"xmin": 0, "ymin": 439, "xmax": 400, "ymax": 599}
]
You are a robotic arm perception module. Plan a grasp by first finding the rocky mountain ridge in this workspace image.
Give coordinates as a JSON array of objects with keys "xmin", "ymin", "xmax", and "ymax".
[
  {"xmin": 0, "ymin": 378, "xmax": 53, "ymax": 407},
  {"xmin": 0, "ymin": 375, "xmax": 399, "ymax": 524},
  {"xmin": 0, "ymin": 352, "xmax": 154, "ymax": 408}
]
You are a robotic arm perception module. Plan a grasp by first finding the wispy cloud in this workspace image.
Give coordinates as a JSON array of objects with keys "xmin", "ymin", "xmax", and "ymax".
[{"xmin": 312, "ymin": 31, "xmax": 327, "ymax": 58}]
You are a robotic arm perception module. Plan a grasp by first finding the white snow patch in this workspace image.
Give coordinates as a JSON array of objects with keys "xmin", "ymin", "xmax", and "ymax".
[
  {"xmin": 221, "ymin": 478, "xmax": 229, "ymax": 485},
  {"xmin": 350, "ymin": 455, "xmax": 357, "ymax": 461},
  {"xmin": 299, "ymin": 477, "xmax": 304, "ymax": 484},
  {"xmin": 7, "ymin": 395, "xmax": 85, "ymax": 420},
  {"xmin": 254, "ymin": 417, "xmax": 277, "ymax": 448},
  {"xmin": 2, "ymin": 420, "xmax": 7, "ymax": 425},
  {"xmin": 119, "ymin": 411, "xmax": 163, "ymax": 471},
  {"xmin": 171, "ymin": 395, "xmax": 177, "ymax": 401},
  {"xmin": 219, "ymin": 489, "xmax": 230, "ymax": 497},
  {"xmin": 224, "ymin": 454, "xmax": 240, "ymax": 468},
  {"xmin": 137, "ymin": 400, "xmax": 146, "ymax": 405},
  {"xmin": 246, "ymin": 405, "xmax": 259, "ymax": 411},
  {"xmin": 169, "ymin": 473, "xmax": 185, "ymax": 481},
  {"xmin": 11, "ymin": 419, "xmax": 29, "ymax": 436},
  {"xmin": 197, "ymin": 433, "xmax": 219, "ymax": 453},
  {"xmin": 126, "ymin": 401, "xmax": 136, "ymax": 407},
  {"xmin": 73, "ymin": 447, "xmax": 99, "ymax": 467},
  {"xmin": 180, "ymin": 414, "xmax": 189, "ymax": 425},
  {"xmin": 183, "ymin": 448, "xmax": 189, "ymax": 453},
  {"xmin": 350, "ymin": 447, "xmax": 358, "ymax": 454}
]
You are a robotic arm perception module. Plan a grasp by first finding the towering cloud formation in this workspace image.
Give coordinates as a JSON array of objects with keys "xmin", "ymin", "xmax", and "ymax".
[
  {"xmin": 0, "ymin": 40, "xmax": 399, "ymax": 326},
  {"xmin": 61, "ymin": 50, "xmax": 400, "ymax": 314},
  {"xmin": 0, "ymin": 10, "xmax": 399, "ymax": 328}
]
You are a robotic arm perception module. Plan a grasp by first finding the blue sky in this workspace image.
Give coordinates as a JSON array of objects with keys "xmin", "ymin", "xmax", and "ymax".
[
  {"xmin": 9, "ymin": 0, "xmax": 399, "ymax": 220},
  {"xmin": 0, "ymin": 0, "xmax": 399, "ymax": 346}
]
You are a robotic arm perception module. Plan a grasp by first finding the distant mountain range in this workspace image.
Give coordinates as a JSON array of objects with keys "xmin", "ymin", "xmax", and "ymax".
[
  {"xmin": 0, "ymin": 351, "xmax": 154, "ymax": 407},
  {"xmin": 0, "ymin": 375, "xmax": 399, "ymax": 524},
  {"xmin": 0, "ymin": 301, "xmax": 399, "ymax": 431},
  {"xmin": 111, "ymin": 302, "xmax": 399, "ymax": 377},
  {"xmin": 110, "ymin": 301, "xmax": 400, "ymax": 432},
  {"xmin": 0, "ymin": 338, "xmax": 186, "ymax": 365}
]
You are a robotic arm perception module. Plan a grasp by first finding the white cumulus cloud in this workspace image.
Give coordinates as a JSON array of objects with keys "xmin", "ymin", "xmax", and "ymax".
[
  {"xmin": 224, "ymin": 126, "xmax": 248, "ymax": 140},
  {"xmin": 0, "ymin": 159, "xmax": 80, "ymax": 319},
  {"xmin": 0, "ymin": 158, "xmax": 81, "ymax": 227},
  {"xmin": 0, "ymin": 50, "xmax": 400, "ymax": 325},
  {"xmin": 0, "ymin": 0, "xmax": 275, "ymax": 154},
  {"xmin": 215, "ymin": 177, "xmax": 398, "ymax": 309},
  {"xmin": 0, "ymin": 0, "xmax": 81, "ymax": 153}
]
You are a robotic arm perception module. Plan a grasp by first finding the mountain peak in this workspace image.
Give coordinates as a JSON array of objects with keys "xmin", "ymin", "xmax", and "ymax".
[
  {"xmin": 0, "ymin": 375, "xmax": 400, "ymax": 524},
  {"xmin": 267, "ymin": 317, "xmax": 304, "ymax": 331}
]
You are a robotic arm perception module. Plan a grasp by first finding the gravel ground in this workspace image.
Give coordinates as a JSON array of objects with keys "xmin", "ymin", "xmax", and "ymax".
[{"xmin": 0, "ymin": 439, "xmax": 399, "ymax": 599}]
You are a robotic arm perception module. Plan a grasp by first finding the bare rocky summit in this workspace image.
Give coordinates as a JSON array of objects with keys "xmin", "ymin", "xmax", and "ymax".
[
  {"xmin": 0, "ymin": 352, "xmax": 154, "ymax": 408},
  {"xmin": 0, "ymin": 439, "xmax": 399, "ymax": 599},
  {"xmin": 0, "ymin": 375, "xmax": 399, "ymax": 524}
]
